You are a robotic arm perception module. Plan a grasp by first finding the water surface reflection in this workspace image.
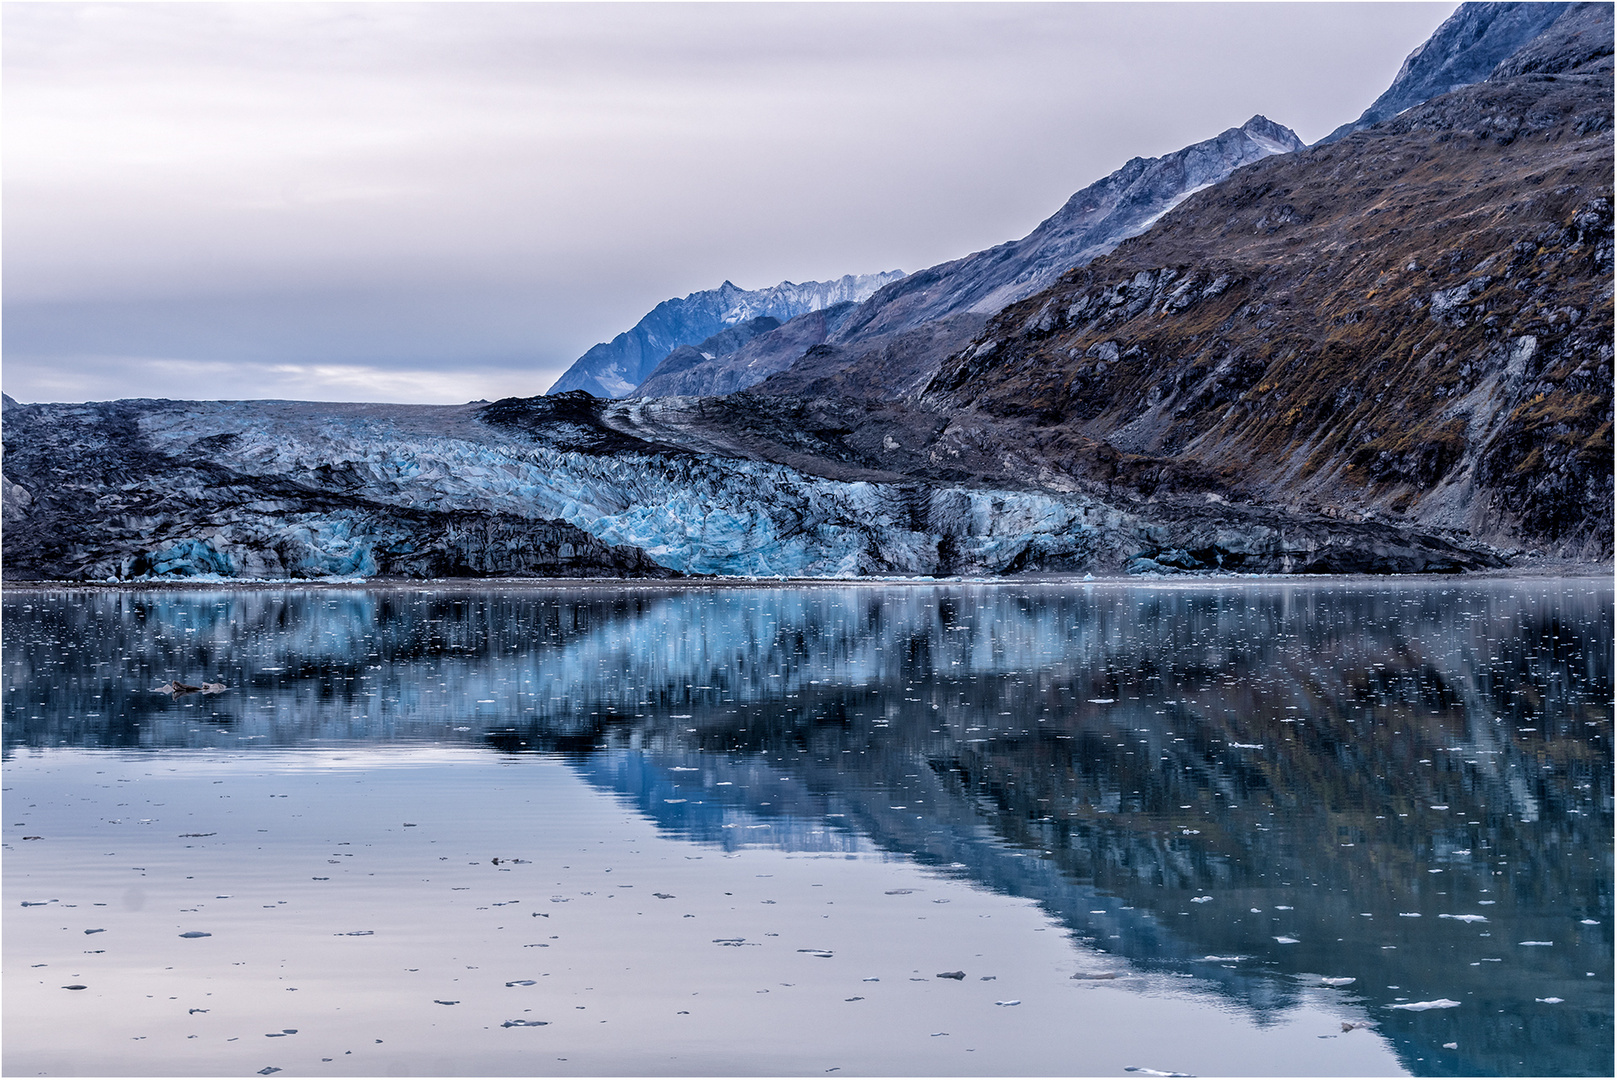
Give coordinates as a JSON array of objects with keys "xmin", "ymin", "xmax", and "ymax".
[{"xmin": 4, "ymin": 580, "xmax": 1610, "ymax": 1076}]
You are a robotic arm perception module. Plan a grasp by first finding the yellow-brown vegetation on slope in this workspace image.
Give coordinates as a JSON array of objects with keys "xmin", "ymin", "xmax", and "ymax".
[{"xmin": 927, "ymin": 29, "xmax": 1613, "ymax": 558}]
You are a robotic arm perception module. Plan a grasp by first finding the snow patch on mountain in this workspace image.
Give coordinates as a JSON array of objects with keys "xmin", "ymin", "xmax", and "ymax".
[{"xmin": 547, "ymin": 271, "xmax": 905, "ymax": 399}]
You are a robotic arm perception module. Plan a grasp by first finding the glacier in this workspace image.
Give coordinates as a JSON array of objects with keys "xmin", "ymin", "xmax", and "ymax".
[{"xmin": 1, "ymin": 392, "xmax": 1504, "ymax": 582}]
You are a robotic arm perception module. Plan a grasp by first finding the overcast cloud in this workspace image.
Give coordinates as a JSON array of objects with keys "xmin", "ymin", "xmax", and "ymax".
[{"xmin": 3, "ymin": 1, "xmax": 1455, "ymax": 404}]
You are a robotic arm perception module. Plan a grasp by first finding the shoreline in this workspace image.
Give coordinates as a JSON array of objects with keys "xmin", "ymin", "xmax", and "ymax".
[{"xmin": 1, "ymin": 562, "xmax": 1610, "ymax": 593}]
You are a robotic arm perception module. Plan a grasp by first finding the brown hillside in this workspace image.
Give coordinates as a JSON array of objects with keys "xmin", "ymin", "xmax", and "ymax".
[{"xmin": 925, "ymin": 7, "xmax": 1613, "ymax": 558}]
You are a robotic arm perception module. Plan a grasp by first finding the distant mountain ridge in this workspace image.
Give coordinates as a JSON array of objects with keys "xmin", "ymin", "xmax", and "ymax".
[
  {"xmin": 546, "ymin": 271, "xmax": 904, "ymax": 398},
  {"xmin": 647, "ymin": 115, "xmax": 1305, "ymax": 399}
]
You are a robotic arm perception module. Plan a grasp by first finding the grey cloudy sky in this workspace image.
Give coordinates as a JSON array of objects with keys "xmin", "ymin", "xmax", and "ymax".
[{"xmin": 3, "ymin": 1, "xmax": 1455, "ymax": 404}]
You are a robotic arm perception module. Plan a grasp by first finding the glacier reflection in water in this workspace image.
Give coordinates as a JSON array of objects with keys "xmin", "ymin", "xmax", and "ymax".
[{"xmin": 2, "ymin": 579, "xmax": 1610, "ymax": 1077}]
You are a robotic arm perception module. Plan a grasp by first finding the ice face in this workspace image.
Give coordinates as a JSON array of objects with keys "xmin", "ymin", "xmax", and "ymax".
[{"xmin": 127, "ymin": 400, "xmax": 1105, "ymax": 579}]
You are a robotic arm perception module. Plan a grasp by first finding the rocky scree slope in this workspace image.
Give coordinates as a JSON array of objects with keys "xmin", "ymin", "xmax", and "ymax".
[
  {"xmin": 649, "ymin": 116, "xmax": 1304, "ymax": 400},
  {"xmin": 547, "ymin": 272, "xmax": 903, "ymax": 398},
  {"xmin": 923, "ymin": 4, "xmax": 1614, "ymax": 564}
]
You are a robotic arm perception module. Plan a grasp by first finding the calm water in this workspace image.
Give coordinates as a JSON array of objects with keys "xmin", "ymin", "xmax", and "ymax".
[{"xmin": 3, "ymin": 579, "xmax": 1610, "ymax": 1077}]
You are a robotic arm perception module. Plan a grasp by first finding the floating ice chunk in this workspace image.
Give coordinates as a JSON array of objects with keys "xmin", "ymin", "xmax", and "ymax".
[
  {"xmin": 1124, "ymin": 1068, "xmax": 1193, "ymax": 1077},
  {"xmin": 1229, "ymin": 742, "xmax": 1264, "ymax": 749},
  {"xmin": 1580, "ymin": 919, "xmax": 1599, "ymax": 925},
  {"xmin": 501, "ymin": 1019, "xmax": 548, "ymax": 1027},
  {"xmin": 1519, "ymin": 941, "xmax": 1554, "ymax": 946},
  {"xmin": 1190, "ymin": 896, "xmax": 1213, "ymax": 903},
  {"xmin": 994, "ymin": 1000, "xmax": 1021, "ymax": 1006},
  {"xmin": 1088, "ymin": 699, "xmax": 1115, "ymax": 705},
  {"xmin": 1321, "ymin": 977, "xmax": 1356, "ymax": 986},
  {"xmin": 178, "ymin": 931, "xmax": 212, "ymax": 938},
  {"xmin": 1274, "ymin": 936, "xmax": 1300, "ymax": 944},
  {"xmin": 1439, "ymin": 914, "xmax": 1488, "ymax": 923},
  {"xmin": 1389, "ymin": 999, "xmax": 1461, "ymax": 1010},
  {"xmin": 1443, "ymin": 1042, "xmax": 1458, "ymax": 1049},
  {"xmin": 1536, "ymin": 997, "xmax": 1564, "ymax": 1003},
  {"xmin": 1398, "ymin": 912, "xmax": 1422, "ymax": 918}
]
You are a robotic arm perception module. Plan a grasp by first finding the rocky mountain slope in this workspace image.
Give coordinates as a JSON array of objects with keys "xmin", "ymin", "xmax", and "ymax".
[
  {"xmin": 547, "ymin": 272, "xmax": 904, "ymax": 398},
  {"xmin": 923, "ymin": 2, "xmax": 1613, "ymax": 561},
  {"xmin": 642, "ymin": 116, "xmax": 1304, "ymax": 400},
  {"xmin": 632, "ymin": 315, "xmax": 785, "ymax": 398},
  {"xmin": 1318, "ymin": 1, "xmax": 1572, "ymax": 144}
]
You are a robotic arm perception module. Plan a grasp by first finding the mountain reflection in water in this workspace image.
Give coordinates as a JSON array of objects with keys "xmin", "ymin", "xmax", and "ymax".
[{"xmin": 3, "ymin": 579, "xmax": 1610, "ymax": 1076}]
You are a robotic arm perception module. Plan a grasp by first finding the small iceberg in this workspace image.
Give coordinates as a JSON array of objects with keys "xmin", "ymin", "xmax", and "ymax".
[{"xmin": 1389, "ymin": 999, "xmax": 1461, "ymax": 1011}]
